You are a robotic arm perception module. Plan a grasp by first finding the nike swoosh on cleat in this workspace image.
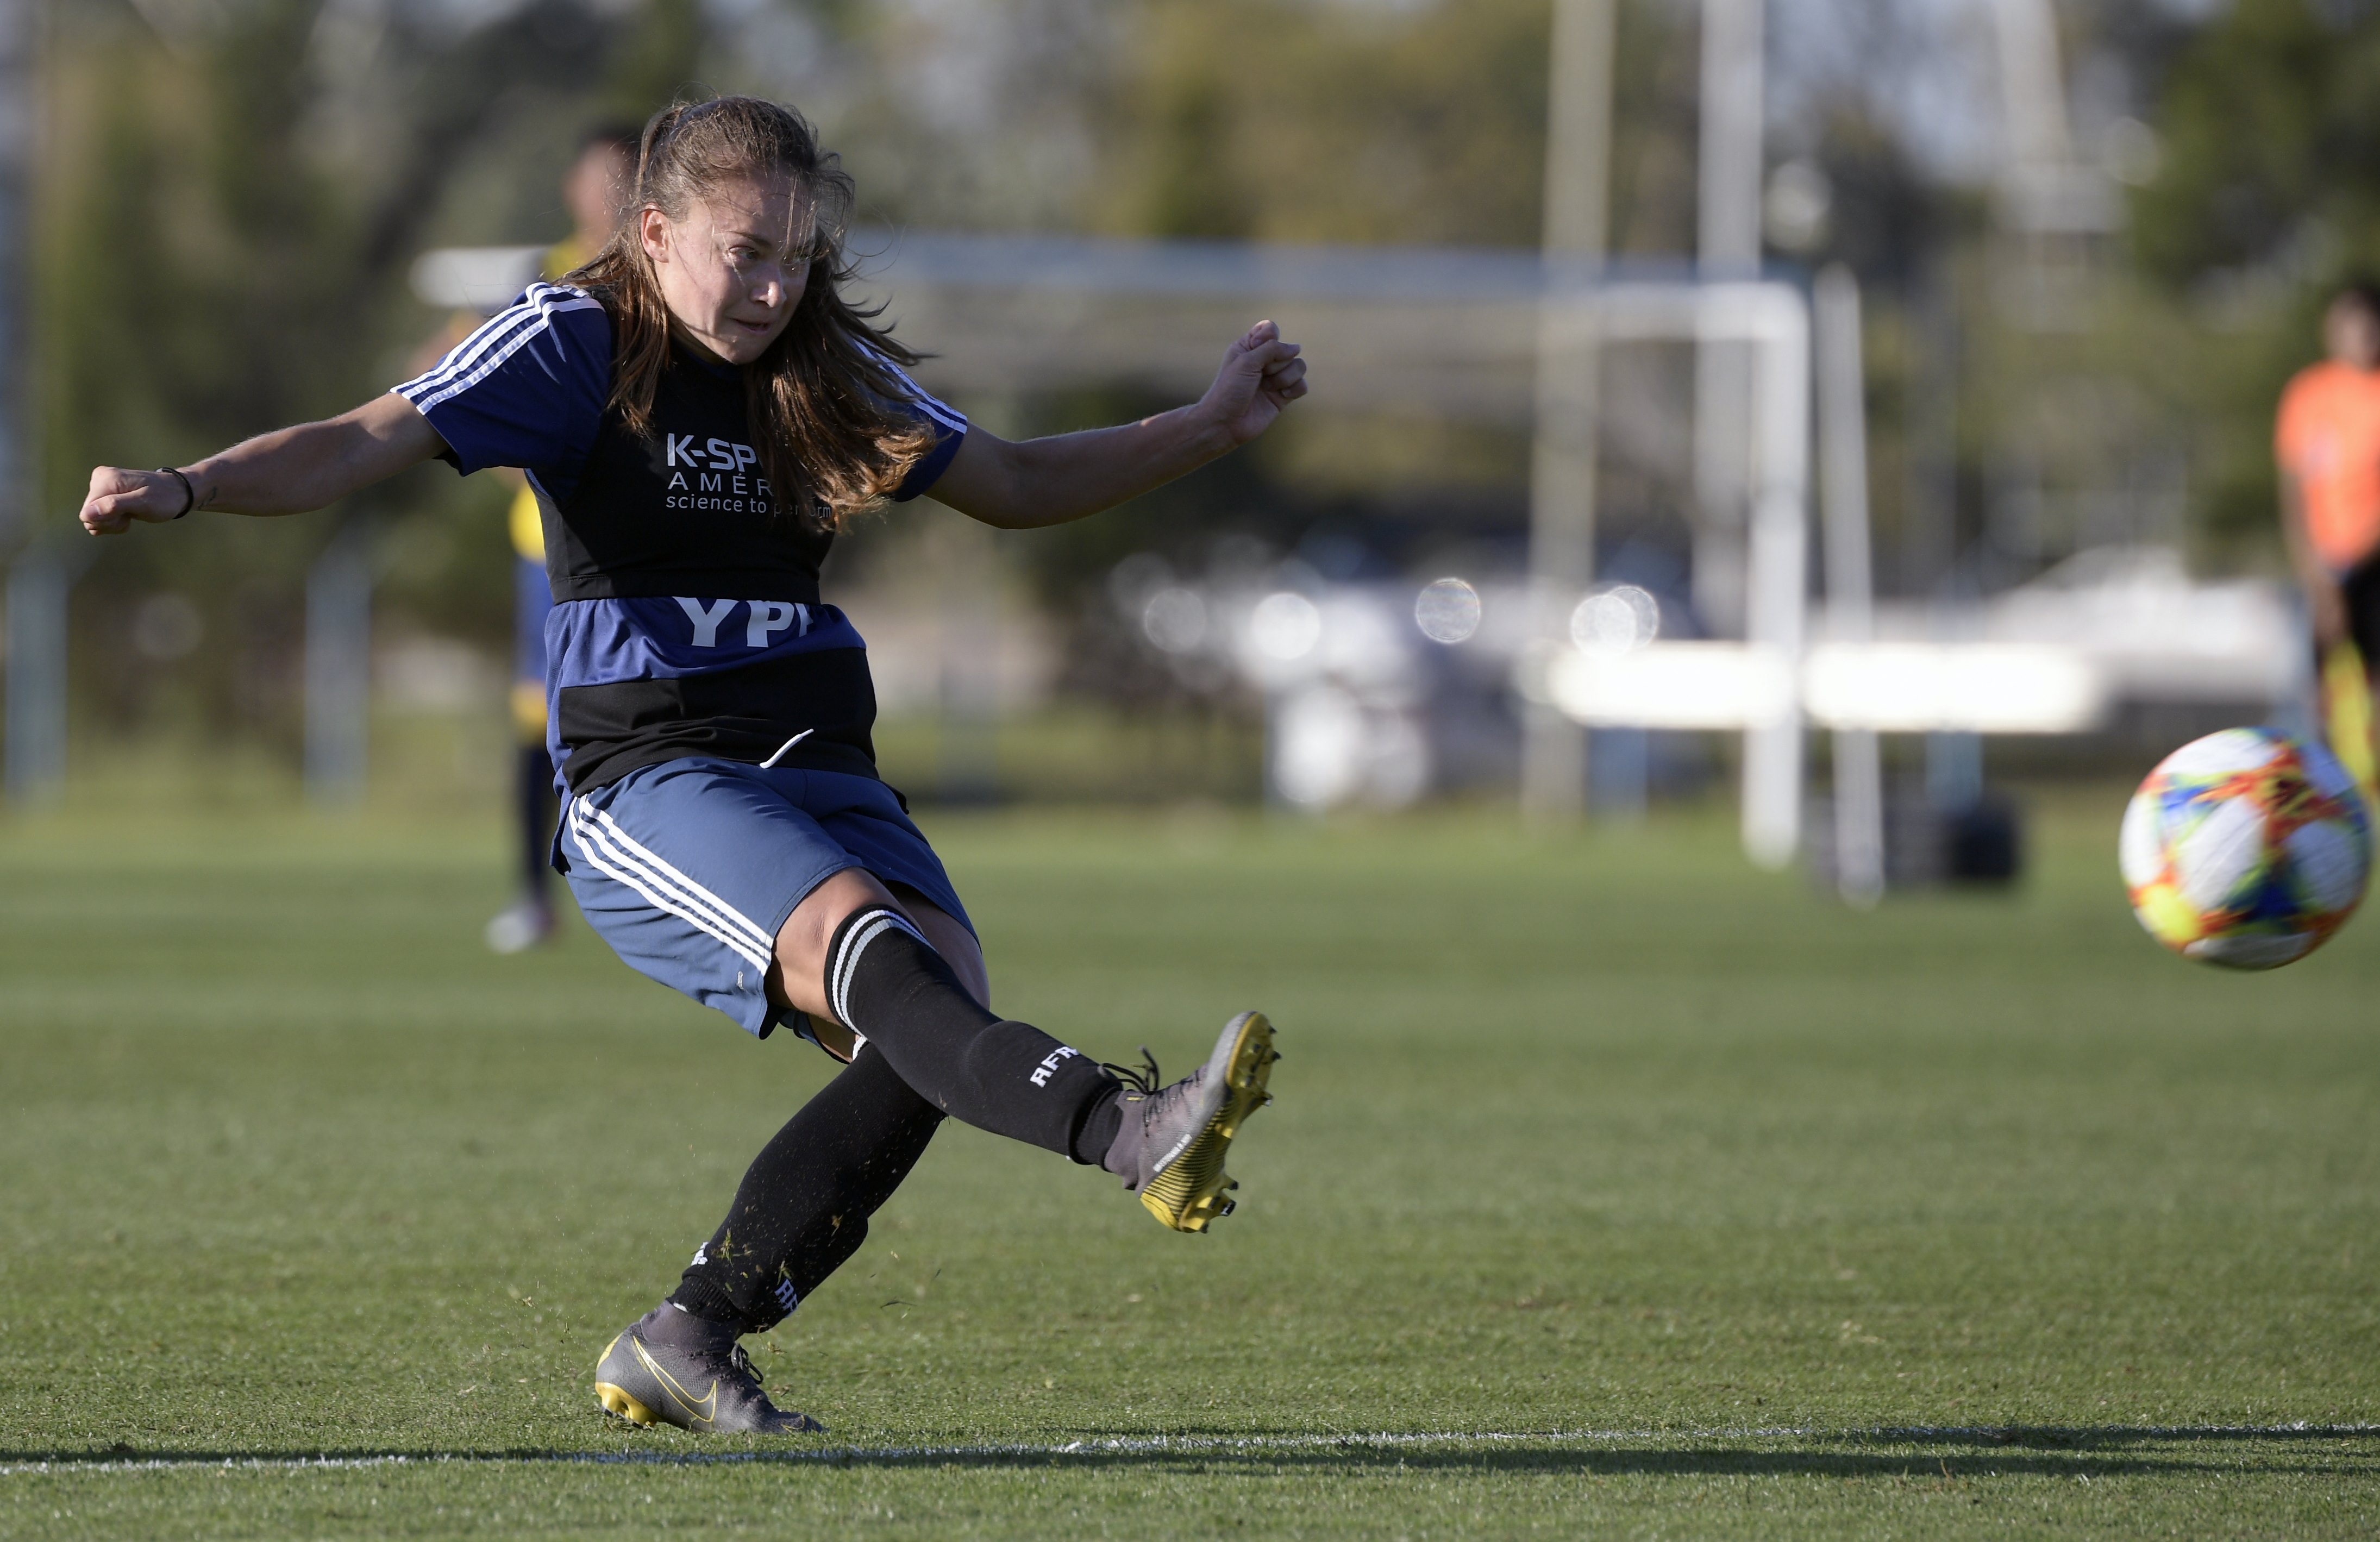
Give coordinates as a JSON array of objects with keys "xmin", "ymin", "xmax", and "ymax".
[{"xmin": 631, "ymin": 1339, "xmax": 719, "ymax": 1427}]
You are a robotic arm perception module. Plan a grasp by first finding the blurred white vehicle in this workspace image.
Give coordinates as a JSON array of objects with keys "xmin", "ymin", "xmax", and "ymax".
[{"xmin": 1118, "ymin": 544, "xmax": 2301, "ymax": 813}]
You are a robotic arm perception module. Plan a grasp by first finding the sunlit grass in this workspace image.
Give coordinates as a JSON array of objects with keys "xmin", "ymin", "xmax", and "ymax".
[{"xmin": 3, "ymin": 795, "xmax": 2376, "ymax": 1537}]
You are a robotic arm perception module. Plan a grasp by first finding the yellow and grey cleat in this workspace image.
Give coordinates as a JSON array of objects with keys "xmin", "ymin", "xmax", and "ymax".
[
  {"xmin": 1101, "ymin": 1011, "xmax": 1279, "ymax": 1233},
  {"xmin": 593, "ymin": 1304, "xmax": 824, "ymax": 1434}
]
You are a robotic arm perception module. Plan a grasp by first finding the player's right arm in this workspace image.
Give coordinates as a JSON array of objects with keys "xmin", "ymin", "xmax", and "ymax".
[{"xmin": 80, "ymin": 393, "xmax": 445, "ymax": 535}]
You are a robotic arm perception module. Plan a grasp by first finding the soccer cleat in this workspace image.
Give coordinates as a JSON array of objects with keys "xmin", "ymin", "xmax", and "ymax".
[
  {"xmin": 1101, "ymin": 1011, "xmax": 1278, "ymax": 1233},
  {"xmin": 593, "ymin": 1304, "xmax": 824, "ymax": 1434}
]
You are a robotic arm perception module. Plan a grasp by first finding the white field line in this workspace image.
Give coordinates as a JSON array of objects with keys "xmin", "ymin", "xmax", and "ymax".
[{"xmin": 5, "ymin": 1423, "xmax": 2379, "ymax": 1476}]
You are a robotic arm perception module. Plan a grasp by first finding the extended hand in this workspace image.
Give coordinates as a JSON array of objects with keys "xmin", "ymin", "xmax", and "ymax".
[
  {"xmin": 1198, "ymin": 320, "xmax": 1308, "ymax": 446},
  {"xmin": 79, "ymin": 467, "xmax": 191, "ymax": 536}
]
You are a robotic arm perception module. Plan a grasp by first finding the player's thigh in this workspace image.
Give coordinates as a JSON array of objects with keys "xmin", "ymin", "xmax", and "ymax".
[
  {"xmin": 795, "ymin": 770, "xmax": 987, "ymax": 1008},
  {"xmin": 559, "ymin": 758, "xmax": 866, "ymax": 1039},
  {"xmin": 767, "ymin": 872, "xmax": 991, "ymax": 1021}
]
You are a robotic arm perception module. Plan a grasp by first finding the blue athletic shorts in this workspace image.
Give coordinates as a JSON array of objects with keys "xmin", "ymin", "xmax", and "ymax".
[{"xmin": 556, "ymin": 756, "xmax": 973, "ymax": 1040}]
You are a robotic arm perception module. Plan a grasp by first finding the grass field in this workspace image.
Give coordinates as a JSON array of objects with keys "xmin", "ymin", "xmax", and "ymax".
[{"xmin": 4, "ymin": 793, "xmax": 2379, "ymax": 1538}]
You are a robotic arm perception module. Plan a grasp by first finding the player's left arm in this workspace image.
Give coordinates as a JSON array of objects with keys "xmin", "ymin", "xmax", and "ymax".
[{"xmin": 925, "ymin": 319, "xmax": 1307, "ymax": 530}]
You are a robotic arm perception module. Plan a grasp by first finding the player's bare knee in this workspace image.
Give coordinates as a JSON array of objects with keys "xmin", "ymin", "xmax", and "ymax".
[
  {"xmin": 771, "ymin": 868, "xmax": 899, "ymax": 1016},
  {"xmin": 887, "ymin": 881, "xmax": 991, "ymax": 1010}
]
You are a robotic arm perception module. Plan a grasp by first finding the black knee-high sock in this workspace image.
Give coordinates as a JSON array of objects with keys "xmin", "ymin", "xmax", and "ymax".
[
  {"xmin": 826, "ymin": 907, "xmax": 1120, "ymax": 1159},
  {"xmin": 671, "ymin": 1044, "xmax": 944, "ymax": 1332}
]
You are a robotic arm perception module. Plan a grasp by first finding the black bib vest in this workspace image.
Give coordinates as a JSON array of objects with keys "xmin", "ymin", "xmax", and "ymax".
[
  {"xmin": 541, "ymin": 348, "xmax": 832, "ymax": 603},
  {"xmin": 542, "ymin": 347, "xmax": 883, "ymax": 793}
]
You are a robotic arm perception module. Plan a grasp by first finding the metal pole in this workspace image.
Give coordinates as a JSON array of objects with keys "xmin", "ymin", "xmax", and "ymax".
[
  {"xmin": 1692, "ymin": 0, "xmax": 1764, "ymax": 638},
  {"xmin": 1815, "ymin": 265, "xmax": 1883, "ymax": 905},
  {"xmin": 935, "ymin": 512, "xmax": 1001, "ymax": 805},
  {"xmin": 1991, "ymin": 0, "xmax": 2075, "ymax": 172},
  {"xmin": 0, "ymin": 0, "xmax": 31, "ymax": 553},
  {"xmin": 0, "ymin": 0, "xmax": 46, "ymax": 806},
  {"xmin": 1903, "ymin": 260, "xmax": 1981, "ymax": 812},
  {"xmin": 1543, "ymin": 279, "xmax": 1812, "ymax": 866},
  {"xmin": 1735, "ymin": 284, "xmax": 1807, "ymax": 870},
  {"xmin": 305, "ymin": 516, "xmax": 378, "ymax": 806},
  {"xmin": 4, "ymin": 544, "xmax": 74, "ymax": 803},
  {"xmin": 1522, "ymin": 0, "xmax": 1616, "ymax": 828}
]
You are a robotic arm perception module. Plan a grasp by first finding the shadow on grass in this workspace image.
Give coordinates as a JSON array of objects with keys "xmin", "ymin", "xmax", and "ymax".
[{"xmin": 8, "ymin": 1426, "xmax": 2380, "ymax": 1481}]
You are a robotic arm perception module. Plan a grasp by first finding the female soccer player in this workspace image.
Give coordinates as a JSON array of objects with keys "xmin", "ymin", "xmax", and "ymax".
[{"xmin": 80, "ymin": 96, "xmax": 1301, "ymax": 1435}]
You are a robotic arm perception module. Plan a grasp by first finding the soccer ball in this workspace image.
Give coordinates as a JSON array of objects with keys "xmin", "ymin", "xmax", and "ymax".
[{"xmin": 2120, "ymin": 726, "xmax": 2371, "ymax": 969}]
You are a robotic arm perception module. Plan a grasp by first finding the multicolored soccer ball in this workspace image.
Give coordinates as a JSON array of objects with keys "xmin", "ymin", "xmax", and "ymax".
[{"xmin": 2120, "ymin": 726, "xmax": 2371, "ymax": 969}]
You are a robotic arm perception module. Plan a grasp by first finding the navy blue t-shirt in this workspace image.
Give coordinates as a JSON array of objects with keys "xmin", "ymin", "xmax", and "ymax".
[{"xmin": 395, "ymin": 281, "xmax": 967, "ymax": 795}]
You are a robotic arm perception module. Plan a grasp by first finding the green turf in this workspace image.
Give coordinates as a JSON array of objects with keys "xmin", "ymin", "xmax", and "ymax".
[{"xmin": 4, "ymin": 795, "xmax": 2378, "ymax": 1538}]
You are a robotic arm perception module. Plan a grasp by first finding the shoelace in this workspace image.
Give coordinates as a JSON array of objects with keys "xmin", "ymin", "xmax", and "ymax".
[
  {"xmin": 724, "ymin": 1343, "xmax": 765, "ymax": 1389},
  {"xmin": 1101, "ymin": 1046, "xmax": 1162, "ymax": 1096}
]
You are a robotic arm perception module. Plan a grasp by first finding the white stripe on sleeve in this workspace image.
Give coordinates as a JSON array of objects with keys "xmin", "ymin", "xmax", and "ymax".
[{"xmin": 397, "ymin": 284, "xmax": 603, "ymax": 413}]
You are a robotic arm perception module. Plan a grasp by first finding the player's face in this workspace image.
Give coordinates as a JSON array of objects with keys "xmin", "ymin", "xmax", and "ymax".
[
  {"xmin": 564, "ymin": 145, "xmax": 632, "ymax": 246},
  {"xmin": 642, "ymin": 173, "xmax": 812, "ymax": 367},
  {"xmin": 2325, "ymin": 298, "xmax": 2380, "ymax": 371}
]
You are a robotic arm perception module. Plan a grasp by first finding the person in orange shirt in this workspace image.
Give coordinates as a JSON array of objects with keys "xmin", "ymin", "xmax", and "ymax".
[{"xmin": 2278, "ymin": 283, "xmax": 2380, "ymax": 657}]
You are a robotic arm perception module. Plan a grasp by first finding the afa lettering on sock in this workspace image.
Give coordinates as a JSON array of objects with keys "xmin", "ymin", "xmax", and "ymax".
[
  {"xmin": 821, "ymin": 904, "xmax": 1122, "ymax": 1158},
  {"xmin": 1030, "ymin": 1046, "xmax": 1080, "ymax": 1087}
]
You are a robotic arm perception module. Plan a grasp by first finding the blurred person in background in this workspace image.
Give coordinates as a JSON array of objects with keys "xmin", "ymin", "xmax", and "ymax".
[
  {"xmin": 79, "ymin": 96, "xmax": 1302, "ymax": 1437},
  {"xmin": 486, "ymin": 123, "xmax": 641, "ymax": 954},
  {"xmin": 2278, "ymin": 281, "xmax": 2380, "ymax": 784}
]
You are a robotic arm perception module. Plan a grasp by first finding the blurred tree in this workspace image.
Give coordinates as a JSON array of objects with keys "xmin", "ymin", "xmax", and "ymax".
[
  {"xmin": 2121, "ymin": 0, "xmax": 2380, "ymax": 554},
  {"xmin": 811, "ymin": 0, "xmax": 1118, "ymax": 234},
  {"xmin": 2131, "ymin": 0, "xmax": 2380, "ymax": 286},
  {"xmin": 937, "ymin": 0, "xmax": 1707, "ymax": 610},
  {"xmin": 606, "ymin": 0, "xmax": 707, "ymax": 123},
  {"xmin": 33, "ymin": 0, "xmax": 698, "ymax": 753},
  {"xmin": 1104, "ymin": 0, "xmax": 1692, "ymax": 251}
]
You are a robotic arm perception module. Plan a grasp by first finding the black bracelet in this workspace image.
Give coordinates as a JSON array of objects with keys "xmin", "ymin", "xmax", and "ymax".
[{"xmin": 154, "ymin": 467, "xmax": 197, "ymax": 519}]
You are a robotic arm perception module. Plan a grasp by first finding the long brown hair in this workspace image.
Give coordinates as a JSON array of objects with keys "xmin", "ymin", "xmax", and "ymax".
[{"xmin": 568, "ymin": 97, "xmax": 938, "ymax": 529}]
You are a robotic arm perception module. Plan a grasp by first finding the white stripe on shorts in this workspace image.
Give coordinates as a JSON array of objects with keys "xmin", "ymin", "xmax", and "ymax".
[
  {"xmin": 573, "ymin": 804, "xmax": 778, "ymax": 968},
  {"xmin": 567, "ymin": 803, "xmax": 775, "ymax": 973},
  {"xmin": 580, "ymin": 803, "xmax": 778, "ymax": 958}
]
